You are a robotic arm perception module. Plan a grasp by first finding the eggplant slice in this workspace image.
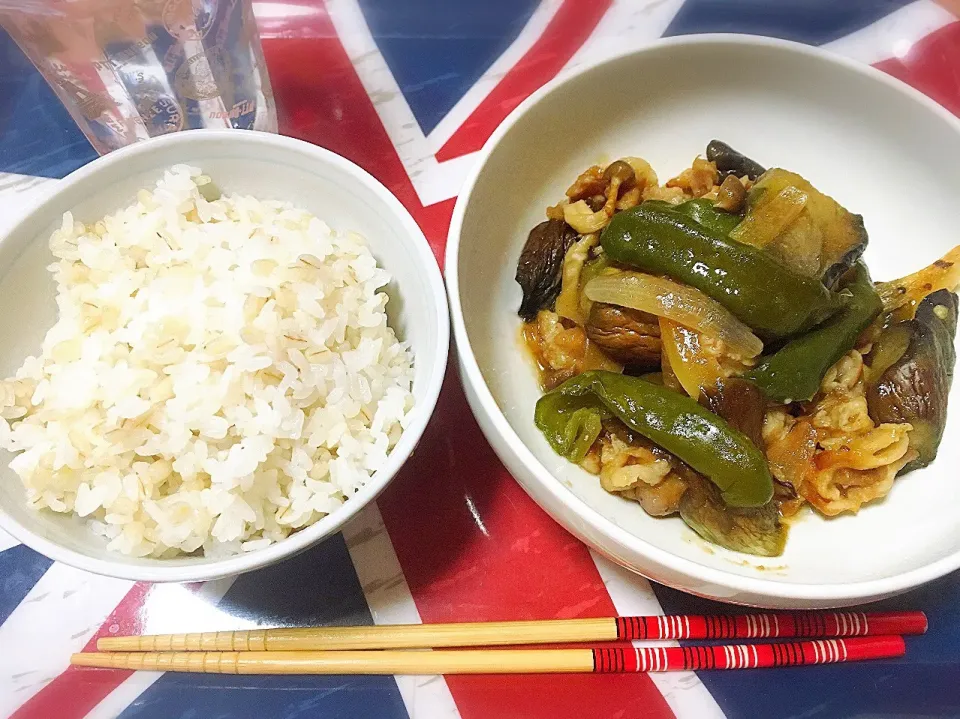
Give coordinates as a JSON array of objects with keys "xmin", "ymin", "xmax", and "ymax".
[
  {"xmin": 699, "ymin": 378, "xmax": 766, "ymax": 450},
  {"xmin": 867, "ymin": 289, "xmax": 958, "ymax": 472},
  {"xmin": 679, "ymin": 471, "xmax": 786, "ymax": 557},
  {"xmin": 516, "ymin": 219, "xmax": 579, "ymax": 321},
  {"xmin": 737, "ymin": 168, "xmax": 868, "ymax": 288},
  {"xmin": 704, "ymin": 141, "xmax": 868, "ymax": 288}
]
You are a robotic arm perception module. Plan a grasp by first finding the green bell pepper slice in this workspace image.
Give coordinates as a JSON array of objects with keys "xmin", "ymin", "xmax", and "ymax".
[
  {"xmin": 534, "ymin": 370, "xmax": 773, "ymax": 507},
  {"xmin": 600, "ymin": 202, "xmax": 845, "ymax": 338},
  {"xmin": 746, "ymin": 263, "xmax": 882, "ymax": 403},
  {"xmin": 644, "ymin": 198, "xmax": 742, "ymax": 237}
]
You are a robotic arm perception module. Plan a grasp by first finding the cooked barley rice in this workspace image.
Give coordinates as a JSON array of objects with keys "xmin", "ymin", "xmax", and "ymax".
[{"xmin": 0, "ymin": 165, "xmax": 414, "ymax": 558}]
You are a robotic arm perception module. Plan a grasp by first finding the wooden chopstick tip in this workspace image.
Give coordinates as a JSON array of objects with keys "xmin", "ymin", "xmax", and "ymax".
[{"xmin": 71, "ymin": 653, "xmax": 103, "ymax": 667}]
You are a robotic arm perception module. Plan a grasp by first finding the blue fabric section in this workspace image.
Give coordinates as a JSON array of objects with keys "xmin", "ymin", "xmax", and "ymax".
[
  {"xmin": 0, "ymin": 544, "xmax": 53, "ymax": 627},
  {"xmin": 651, "ymin": 573, "xmax": 960, "ymax": 718},
  {"xmin": 0, "ymin": 28, "xmax": 97, "ymax": 178},
  {"xmin": 664, "ymin": 0, "xmax": 915, "ymax": 45},
  {"xmin": 117, "ymin": 533, "xmax": 409, "ymax": 719},
  {"xmin": 357, "ymin": 0, "xmax": 539, "ymax": 135}
]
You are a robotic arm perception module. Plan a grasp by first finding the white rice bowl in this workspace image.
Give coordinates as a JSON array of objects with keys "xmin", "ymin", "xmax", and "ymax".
[{"xmin": 0, "ymin": 165, "xmax": 415, "ymax": 558}]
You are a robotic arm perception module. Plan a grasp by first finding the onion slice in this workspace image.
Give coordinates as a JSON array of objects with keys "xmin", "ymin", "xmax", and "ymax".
[
  {"xmin": 555, "ymin": 233, "xmax": 598, "ymax": 324},
  {"xmin": 730, "ymin": 185, "xmax": 807, "ymax": 248},
  {"xmin": 563, "ymin": 200, "xmax": 609, "ymax": 234},
  {"xmin": 584, "ymin": 270, "xmax": 763, "ymax": 358},
  {"xmin": 620, "ymin": 157, "xmax": 658, "ymax": 191},
  {"xmin": 659, "ymin": 319, "xmax": 726, "ymax": 399}
]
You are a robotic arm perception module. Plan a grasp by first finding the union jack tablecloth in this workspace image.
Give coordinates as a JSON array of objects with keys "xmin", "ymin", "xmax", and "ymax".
[{"xmin": 3, "ymin": 1, "xmax": 960, "ymax": 717}]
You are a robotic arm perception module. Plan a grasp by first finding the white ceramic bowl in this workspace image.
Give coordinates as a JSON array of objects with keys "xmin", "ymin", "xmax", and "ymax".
[
  {"xmin": 0, "ymin": 130, "xmax": 448, "ymax": 582},
  {"xmin": 448, "ymin": 35, "xmax": 960, "ymax": 608}
]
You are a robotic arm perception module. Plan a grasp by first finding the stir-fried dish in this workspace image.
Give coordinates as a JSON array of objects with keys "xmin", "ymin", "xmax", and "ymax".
[{"xmin": 516, "ymin": 141, "xmax": 960, "ymax": 556}]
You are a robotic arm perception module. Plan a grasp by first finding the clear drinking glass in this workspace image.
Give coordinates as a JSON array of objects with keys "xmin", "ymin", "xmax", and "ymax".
[{"xmin": 0, "ymin": 0, "xmax": 277, "ymax": 154}]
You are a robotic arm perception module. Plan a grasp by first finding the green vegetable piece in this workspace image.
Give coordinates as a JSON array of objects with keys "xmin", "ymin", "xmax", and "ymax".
[
  {"xmin": 562, "ymin": 405, "xmax": 607, "ymax": 463},
  {"xmin": 577, "ymin": 253, "xmax": 614, "ymax": 318},
  {"xmin": 746, "ymin": 263, "xmax": 882, "ymax": 403},
  {"xmin": 644, "ymin": 199, "xmax": 741, "ymax": 237},
  {"xmin": 534, "ymin": 371, "xmax": 773, "ymax": 507},
  {"xmin": 600, "ymin": 202, "xmax": 844, "ymax": 338},
  {"xmin": 580, "ymin": 253, "xmax": 613, "ymax": 286},
  {"xmin": 867, "ymin": 289, "xmax": 958, "ymax": 472}
]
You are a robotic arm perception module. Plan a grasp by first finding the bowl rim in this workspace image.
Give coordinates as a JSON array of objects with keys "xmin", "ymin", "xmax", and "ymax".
[
  {"xmin": 0, "ymin": 129, "xmax": 450, "ymax": 582},
  {"xmin": 446, "ymin": 33, "xmax": 960, "ymax": 603}
]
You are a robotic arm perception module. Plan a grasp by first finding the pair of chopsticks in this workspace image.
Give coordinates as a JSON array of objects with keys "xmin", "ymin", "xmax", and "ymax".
[{"xmin": 71, "ymin": 610, "xmax": 924, "ymax": 675}]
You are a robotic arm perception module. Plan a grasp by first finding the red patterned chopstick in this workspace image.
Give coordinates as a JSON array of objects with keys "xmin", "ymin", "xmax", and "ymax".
[
  {"xmin": 614, "ymin": 610, "xmax": 927, "ymax": 641},
  {"xmin": 73, "ymin": 636, "xmax": 907, "ymax": 674},
  {"xmin": 97, "ymin": 610, "xmax": 927, "ymax": 653},
  {"xmin": 592, "ymin": 635, "xmax": 905, "ymax": 672}
]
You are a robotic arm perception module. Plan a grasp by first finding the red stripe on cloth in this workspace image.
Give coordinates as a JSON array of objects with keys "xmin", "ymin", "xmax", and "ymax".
[
  {"xmin": 12, "ymin": 583, "xmax": 152, "ymax": 719},
  {"xmin": 379, "ymin": 370, "xmax": 675, "ymax": 719},
  {"xmin": 259, "ymin": 4, "xmax": 454, "ymax": 257},
  {"xmin": 874, "ymin": 21, "xmax": 960, "ymax": 116},
  {"xmin": 434, "ymin": 0, "xmax": 612, "ymax": 162}
]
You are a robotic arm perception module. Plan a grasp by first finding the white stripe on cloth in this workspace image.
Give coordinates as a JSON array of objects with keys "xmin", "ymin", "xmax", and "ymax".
[
  {"xmin": 344, "ymin": 503, "xmax": 461, "ymax": 719},
  {"xmin": 591, "ymin": 552, "xmax": 726, "ymax": 719},
  {"xmin": 0, "ymin": 564, "xmax": 133, "ymax": 718},
  {"xmin": 0, "ymin": 528, "xmax": 20, "ymax": 553},
  {"xmin": 325, "ymin": 0, "xmax": 479, "ymax": 208},
  {"xmin": 83, "ymin": 578, "xmax": 239, "ymax": 719},
  {"xmin": 90, "ymin": 506, "xmax": 460, "ymax": 719},
  {"xmin": 821, "ymin": 0, "xmax": 956, "ymax": 65},
  {"xmin": 561, "ymin": 0, "xmax": 686, "ymax": 76}
]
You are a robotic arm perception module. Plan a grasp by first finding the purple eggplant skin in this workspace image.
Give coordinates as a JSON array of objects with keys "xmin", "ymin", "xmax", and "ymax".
[
  {"xmin": 699, "ymin": 377, "xmax": 766, "ymax": 449},
  {"xmin": 867, "ymin": 289, "xmax": 958, "ymax": 473},
  {"xmin": 516, "ymin": 219, "xmax": 579, "ymax": 321},
  {"xmin": 678, "ymin": 471, "xmax": 786, "ymax": 557}
]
